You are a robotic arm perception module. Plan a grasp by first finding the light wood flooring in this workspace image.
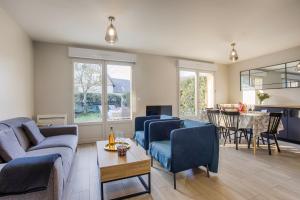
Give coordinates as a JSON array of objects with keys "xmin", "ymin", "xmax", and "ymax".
[{"xmin": 63, "ymin": 141, "xmax": 300, "ymax": 200}]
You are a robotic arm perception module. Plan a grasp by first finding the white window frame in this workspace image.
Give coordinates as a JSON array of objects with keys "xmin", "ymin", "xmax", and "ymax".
[
  {"xmin": 72, "ymin": 59, "xmax": 133, "ymax": 125},
  {"xmin": 178, "ymin": 68, "xmax": 215, "ymax": 118}
]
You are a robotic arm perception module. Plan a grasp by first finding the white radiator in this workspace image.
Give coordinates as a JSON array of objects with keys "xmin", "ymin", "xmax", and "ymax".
[{"xmin": 37, "ymin": 114, "xmax": 67, "ymax": 126}]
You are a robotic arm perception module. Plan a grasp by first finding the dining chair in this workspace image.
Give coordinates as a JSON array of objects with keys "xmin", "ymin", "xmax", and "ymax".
[
  {"xmin": 259, "ymin": 112, "xmax": 282, "ymax": 155},
  {"xmin": 221, "ymin": 111, "xmax": 248, "ymax": 150},
  {"xmin": 207, "ymin": 109, "xmax": 225, "ymax": 138}
]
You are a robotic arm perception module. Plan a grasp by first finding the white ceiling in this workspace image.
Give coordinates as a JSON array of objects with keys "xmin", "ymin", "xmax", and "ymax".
[{"xmin": 1, "ymin": 0, "xmax": 300, "ymax": 64}]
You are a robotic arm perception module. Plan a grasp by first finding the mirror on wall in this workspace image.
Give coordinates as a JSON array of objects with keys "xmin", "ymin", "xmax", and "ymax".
[{"xmin": 240, "ymin": 60, "xmax": 300, "ymax": 90}]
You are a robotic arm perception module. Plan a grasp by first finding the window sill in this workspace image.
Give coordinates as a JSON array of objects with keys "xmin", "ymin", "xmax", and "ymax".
[{"xmin": 74, "ymin": 119, "xmax": 133, "ymax": 126}]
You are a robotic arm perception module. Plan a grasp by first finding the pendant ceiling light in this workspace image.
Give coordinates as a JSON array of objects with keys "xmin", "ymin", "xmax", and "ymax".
[
  {"xmin": 296, "ymin": 62, "xmax": 300, "ymax": 72},
  {"xmin": 229, "ymin": 42, "xmax": 239, "ymax": 62},
  {"xmin": 105, "ymin": 16, "xmax": 118, "ymax": 44}
]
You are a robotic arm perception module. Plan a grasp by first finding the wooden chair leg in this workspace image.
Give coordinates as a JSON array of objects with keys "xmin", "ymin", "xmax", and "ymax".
[
  {"xmin": 173, "ymin": 173, "xmax": 176, "ymax": 189},
  {"xmin": 248, "ymin": 132, "xmax": 252, "ymax": 149},
  {"xmin": 228, "ymin": 130, "xmax": 232, "ymax": 143},
  {"xmin": 151, "ymin": 156, "xmax": 153, "ymax": 167},
  {"xmin": 244, "ymin": 130, "xmax": 249, "ymax": 142},
  {"xmin": 235, "ymin": 131, "xmax": 238, "ymax": 150},
  {"xmin": 239, "ymin": 131, "xmax": 242, "ymax": 144},
  {"xmin": 261, "ymin": 134, "xmax": 265, "ymax": 145},
  {"xmin": 223, "ymin": 130, "xmax": 228, "ymax": 146},
  {"xmin": 222, "ymin": 130, "xmax": 226, "ymax": 139},
  {"xmin": 273, "ymin": 134, "xmax": 281, "ymax": 152},
  {"xmin": 267, "ymin": 134, "xmax": 271, "ymax": 155}
]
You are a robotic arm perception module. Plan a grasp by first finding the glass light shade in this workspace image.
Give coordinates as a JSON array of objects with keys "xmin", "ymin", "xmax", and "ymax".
[
  {"xmin": 229, "ymin": 43, "xmax": 238, "ymax": 62},
  {"xmin": 229, "ymin": 49, "xmax": 238, "ymax": 62},
  {"xmin": 296, "ymin": 62, "xmax": 300, "ymax": 72},
  {"xmin": 105, "ymin": 24, "xmax": 118, "ymax": 44},
  {"xmin": 105, "ymin": 16, "xmax": 118, "ymax": 44}
]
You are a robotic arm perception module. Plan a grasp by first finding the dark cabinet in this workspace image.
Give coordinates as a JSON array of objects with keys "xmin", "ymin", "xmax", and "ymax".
[
  {"xmin": 287, "ymin": 109, "xmax": 300, "ymax": 141},
  {"xmin": 255, "ymin": 106, "xmax": 300, "ymax": 144}
]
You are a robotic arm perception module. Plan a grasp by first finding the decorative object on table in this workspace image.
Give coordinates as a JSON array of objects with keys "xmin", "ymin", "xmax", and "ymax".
[
  {"xmin": 104, "ymin": 141, "xmax": 130, "ymax": 151},
  {"xmin": 108, "ymin": 127, "xmax": 115, "ymax": 148},
  {"xmin": 248, "ymin": 104, "xmax": 255, "ymax": 112},
  {"xmin": 238, "ymin": 102, "xmax": 247, "ymax": 113},
  {"xmin": 229, "ymin": 42, "xmax": 239, "ymax": 62},
  {"xmin": 117, "ymin": 144, "xmax": 128, "ymax": 156},
  {"xmin": 256, "ymin": 91, "xmax": 270, "ymax": 105},
  {"xmin": 105, "ymin": 16, "xmax": 118, "ymax": 44}
]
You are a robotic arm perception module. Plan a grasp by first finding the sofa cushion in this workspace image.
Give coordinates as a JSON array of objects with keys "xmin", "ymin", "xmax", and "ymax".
[
  {"xmin": 0, "ymin": 128, "xmax": 26, "ymax": 162},
  {"xmin": 134, "ymin": 131, "xmax": 145, "ymax": 147},
  {"xmin": 28, "ymin": 135, "xmax": 78, "ymax": 152},
  {"xmin": 150, "ymin": 140, "xmax": 171, "ymax": 170},
  {"xmin": 183, "ymin": 119, "xmax": 209, "ymax": 128},
  {"xmin": 25, "ymin": 147, "xmax": 74, "ymax": 183},
  {"xmin": 160, "ymin": 115, "xmax": 173, "ymax": 119},
  {"xmin": 23, "ymin": 121, "xmax": 45, "ymax": 145},
  {"xmin": 0, "ymin": 117, "xmax": 32, "ymax": 150}
]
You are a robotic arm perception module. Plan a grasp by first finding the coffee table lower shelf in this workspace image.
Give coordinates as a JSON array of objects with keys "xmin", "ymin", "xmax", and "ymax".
[{"xmin": 100, "ymin": 172, "xmax": 151, "ymax": 200}]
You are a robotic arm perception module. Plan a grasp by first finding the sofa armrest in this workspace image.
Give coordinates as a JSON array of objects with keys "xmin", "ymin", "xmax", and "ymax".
[
  {"xmin": 39, "ymin": 125, "xmax": 78, "ymax": 137},
  {"xmin": 135, "ymin": 116, "xmax": 160, "ymax": 132},
  {"xmin": 49, "ymin": 157, "xmax": 64, "ymax": 200},
  {"xmin": 149, "ymin": 120, "xmax": 182, "ymax": 143},
  {"xmin": 0, "ymin": 155, "xmax": 64, "ymax": 200},
  {"xmin": 170, "ymin": 124, "xmax": 219, "ymax": 173}
]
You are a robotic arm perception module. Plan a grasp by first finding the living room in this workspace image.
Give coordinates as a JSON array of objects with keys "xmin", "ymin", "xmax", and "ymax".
[{"xmin": 0, "ymin": 0, "xmax": 300, "ymax": 200}]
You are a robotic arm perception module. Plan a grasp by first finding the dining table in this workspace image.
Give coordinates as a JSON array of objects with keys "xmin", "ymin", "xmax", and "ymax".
[{"xmin": 199, "ymin": 110, "xmax": 284, "ymax": 155}]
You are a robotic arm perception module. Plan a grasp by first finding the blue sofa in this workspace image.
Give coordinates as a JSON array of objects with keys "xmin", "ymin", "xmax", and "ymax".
[
  {"xmin": 149, "ymin": 119, "xmax": 219, "ymax": 189},
  {"xmin": 134, "ymin": 115, "xmax": 178, "ymax": 153}
]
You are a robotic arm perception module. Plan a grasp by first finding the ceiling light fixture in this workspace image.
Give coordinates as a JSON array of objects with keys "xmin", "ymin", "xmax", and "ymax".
[
  {"xmin": 229, "ymin": 42, "xmax": 239, "ymax": 62},
  {"xmin": 105, "ymin": 16, "xmax": 118, "ymax": 44},
  {"xmin": 296, "ymin": 62, "xmax": 300, "ymax": 72}
]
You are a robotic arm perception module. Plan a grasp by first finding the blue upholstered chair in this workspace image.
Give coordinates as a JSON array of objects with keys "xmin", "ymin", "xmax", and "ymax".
[
  {"xmin": 134, "ymin": 115, "xmax": 177, "ymax": 154},
  {"xmin": 149, "ymin": 119, "xmax": 219, "ymax": 189}
]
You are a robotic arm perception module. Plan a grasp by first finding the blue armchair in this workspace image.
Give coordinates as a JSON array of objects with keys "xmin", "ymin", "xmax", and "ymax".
[
  {"xmin": 134, "ymin": 115, "xmax": 178, "ymax": 154},
  {"xmin": 149, "ymin": 119, "xmax": 219, "ymax": 189}
]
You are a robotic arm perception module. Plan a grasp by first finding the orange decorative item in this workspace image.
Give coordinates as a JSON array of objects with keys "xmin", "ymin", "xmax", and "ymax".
[
  {"xmin": 108, "ymin": 127, "xmax": 115, "ymax": 147},
  {"xmin": 238, "ymin": 102, "xmax": 247, "ymax": 113}
]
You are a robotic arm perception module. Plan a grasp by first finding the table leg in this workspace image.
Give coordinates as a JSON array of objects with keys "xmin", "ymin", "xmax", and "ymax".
[
  {"xmin": 100, "ymin": 182, "xmax": 104, "ymax": 200},
  {"xmin": 253, "ymin": 135, "xmax": 256, "ymax": 155},
  {"xmin": 148, "ymin": 172, "xmax": 151, "ymax": 193}
]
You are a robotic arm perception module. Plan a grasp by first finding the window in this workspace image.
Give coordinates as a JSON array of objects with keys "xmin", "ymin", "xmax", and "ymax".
[
  {"xmin": 179, "ymin": 69, "xmax": 214, "ymax": 117},
  {"xmin": 74, "ymin": 62, "xmax": 102, "ymax": 123},
  {"xmin": 179, "ymin": 71, "xmax": 196, "ymax": 116},
  {"xmin": 73, "ymin": 61, "xmax": 132, "ymax": 123},
  {"xmin": 242, "ymin": 90, "xmax": 256, "ymax": 105},
  {"xmin": 199, "ymin": 72, "xmax": 214, "ymax": 109},
  {"xmin": 106, "ymin": 64, "xmax": 132, "ymax": 121},
  {"xmin": 253, "ymin": 77, "xmax": 263, "ymax": 90}
]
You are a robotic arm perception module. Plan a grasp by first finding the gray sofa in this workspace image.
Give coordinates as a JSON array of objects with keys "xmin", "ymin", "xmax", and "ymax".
[{"xmin": 0, "ymin": 117, "xmax": 78, "ymax": 200}]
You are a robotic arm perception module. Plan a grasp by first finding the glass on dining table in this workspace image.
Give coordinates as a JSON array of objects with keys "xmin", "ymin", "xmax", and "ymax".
[{"xmin": 248, "ymin": 104, "xmax": 255, "ymax": 112}]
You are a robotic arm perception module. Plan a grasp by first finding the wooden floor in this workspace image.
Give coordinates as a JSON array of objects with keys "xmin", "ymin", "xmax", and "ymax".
[{"xmin": 63, "ymin": 141, "xmax": 300, "ymax": 200}]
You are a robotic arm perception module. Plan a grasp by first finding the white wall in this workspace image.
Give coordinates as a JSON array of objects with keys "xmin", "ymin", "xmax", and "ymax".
[
  {"xmin": 34, "ymin": 42, "xmax": 229, "ymax": 143},
  {"xmin": 0, "ymin": 7, "xmax": 33, "ymax": 120},
  {"xmin": 228, "ymin": 46, "xmax": 300, "ymax": 105}
]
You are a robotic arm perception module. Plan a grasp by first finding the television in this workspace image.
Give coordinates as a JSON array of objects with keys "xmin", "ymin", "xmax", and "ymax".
[{"xmin": 146, "ymin": 105, "xmax": 172, "ymax": 116}]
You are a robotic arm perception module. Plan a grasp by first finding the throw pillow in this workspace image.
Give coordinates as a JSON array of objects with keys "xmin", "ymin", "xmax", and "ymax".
[
  {"xmin": 23, "ymin": 121, "xmax": 45, "ymax": 145},
  {"xmin": 0, "ymin": 128, "xmax": 26, "ymax": 162}
]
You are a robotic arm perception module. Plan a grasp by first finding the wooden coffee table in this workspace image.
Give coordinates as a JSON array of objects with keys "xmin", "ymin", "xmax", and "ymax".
[{"xmin": 97, "ymin": 138, "xmax": 151, "ymax": 200}]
